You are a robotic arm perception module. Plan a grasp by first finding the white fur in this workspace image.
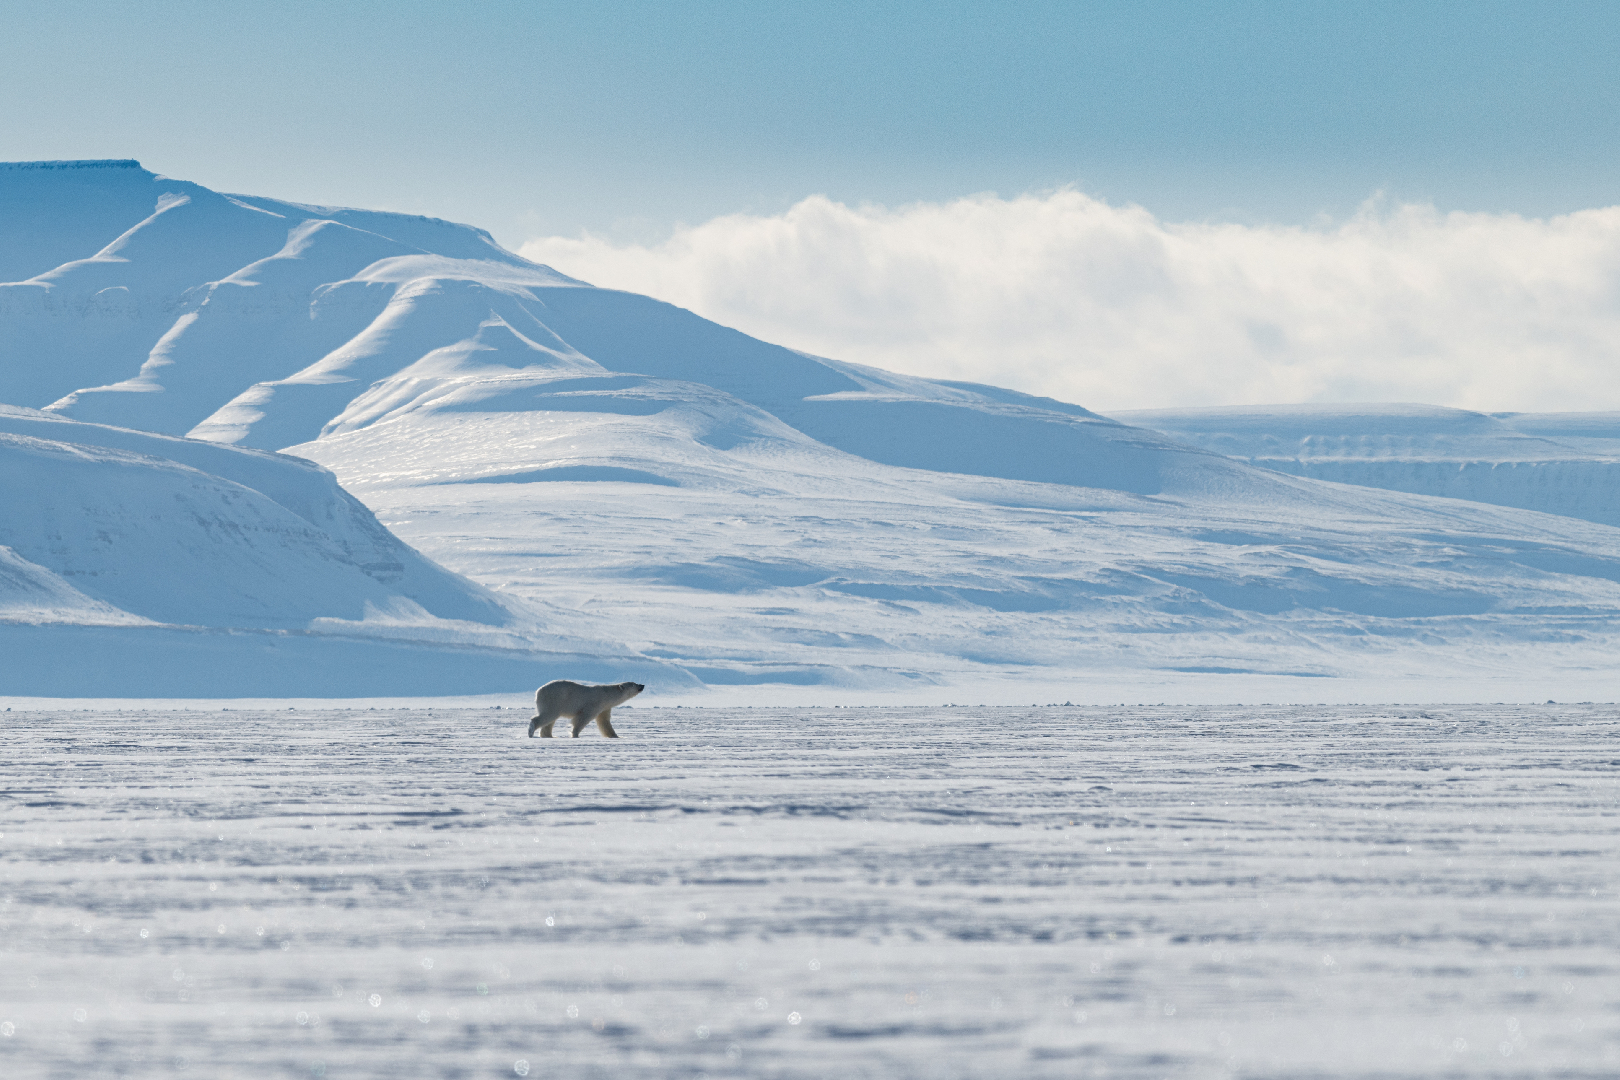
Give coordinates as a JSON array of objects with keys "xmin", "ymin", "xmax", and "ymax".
[{"xmin": 528, "ymin": 680, "xmax": 645, "ymax": 738}]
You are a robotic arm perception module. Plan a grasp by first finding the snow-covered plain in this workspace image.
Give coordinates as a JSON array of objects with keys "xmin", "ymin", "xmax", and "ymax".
[{"xmin": 3, "ymin": 704, "xmax": 1616, "ymax": 1078}]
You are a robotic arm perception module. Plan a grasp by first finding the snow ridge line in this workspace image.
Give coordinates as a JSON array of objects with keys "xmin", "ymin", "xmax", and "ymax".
[{"xmin": 0, "ymin": 159, "xmax": 142, "ymax": 171}]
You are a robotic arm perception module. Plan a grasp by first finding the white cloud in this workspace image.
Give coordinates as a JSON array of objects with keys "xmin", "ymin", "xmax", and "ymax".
[{"xmin": 519, "ymin": 190, "xmax": 1620, "ymax": 413}]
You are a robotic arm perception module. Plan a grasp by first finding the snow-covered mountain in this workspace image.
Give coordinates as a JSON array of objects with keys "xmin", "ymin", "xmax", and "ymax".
[
  {"xmin": 0, "ymin": 162, "xmax": 1249, "ymax": 494},
  {"xmin": 7, "ymin": 159, "xmax": 1620, "ymax": 700}
]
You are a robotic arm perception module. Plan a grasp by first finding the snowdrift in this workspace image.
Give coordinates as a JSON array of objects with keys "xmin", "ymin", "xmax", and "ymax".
[{"xmin": 8, "ymin": 159, "xmax": 1620, "ymax": 698}]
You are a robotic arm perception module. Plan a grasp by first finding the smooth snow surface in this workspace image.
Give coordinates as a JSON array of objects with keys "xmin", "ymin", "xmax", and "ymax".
[
  {"xmin": 12, "ymin": 161, "xmax": 1620, "ymax": 696},
  {"xmin": 3, "ymin": 704, "xmax": 1616, "ymax": 1078}
]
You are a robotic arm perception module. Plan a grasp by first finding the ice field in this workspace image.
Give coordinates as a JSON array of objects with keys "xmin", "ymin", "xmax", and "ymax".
[{"xmin": 3, "ymin": 703, "xmax": 1617, "ymax": 1078}]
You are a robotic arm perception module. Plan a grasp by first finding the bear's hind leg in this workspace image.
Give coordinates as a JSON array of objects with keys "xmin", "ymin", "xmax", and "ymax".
[
  {"xmin": 531, "ymin": 688, "xmax": 563, "ymax": 738},
  {"xmin": 596, "ymin": 708, "xmax": 619, "ymax": 738},
  {"xmin": 571, "ymin": 712, "xmax": 592, "ymax": 738},
  {"xmin": 530, "ymin": 706, "xmax": 561, "ymax": 738}
]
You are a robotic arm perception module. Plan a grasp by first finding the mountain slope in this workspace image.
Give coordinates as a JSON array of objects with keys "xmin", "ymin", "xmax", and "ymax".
[
  {"xmin": 0, "ymin": 159, "xmax": 570, "ymax": 425},
  {"xmin": 289, "ymin": 376, "xmax": 1620, "ymax": 693}
]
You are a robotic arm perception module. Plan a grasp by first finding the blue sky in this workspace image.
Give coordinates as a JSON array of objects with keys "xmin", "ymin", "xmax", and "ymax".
[{"xmin": 5, "ymin": 1, "xmax": 1620, "ymax": 247}]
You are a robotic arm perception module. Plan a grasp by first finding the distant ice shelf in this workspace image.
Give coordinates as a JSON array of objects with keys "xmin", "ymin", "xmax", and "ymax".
[{"xmin": 1115, "ymin": 403, "xmax": 1620, "ymax": 527}]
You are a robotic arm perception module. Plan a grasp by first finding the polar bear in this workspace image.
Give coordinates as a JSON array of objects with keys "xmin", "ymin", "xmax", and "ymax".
[{"xmin": 528, "ymin": 680, "xmax": 645, "ymax": 738}]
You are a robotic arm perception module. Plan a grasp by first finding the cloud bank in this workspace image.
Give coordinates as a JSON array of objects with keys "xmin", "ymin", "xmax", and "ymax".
[{"xmin": 520, "ymin": 191, "xmax": 1620, "ymax": 414}]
